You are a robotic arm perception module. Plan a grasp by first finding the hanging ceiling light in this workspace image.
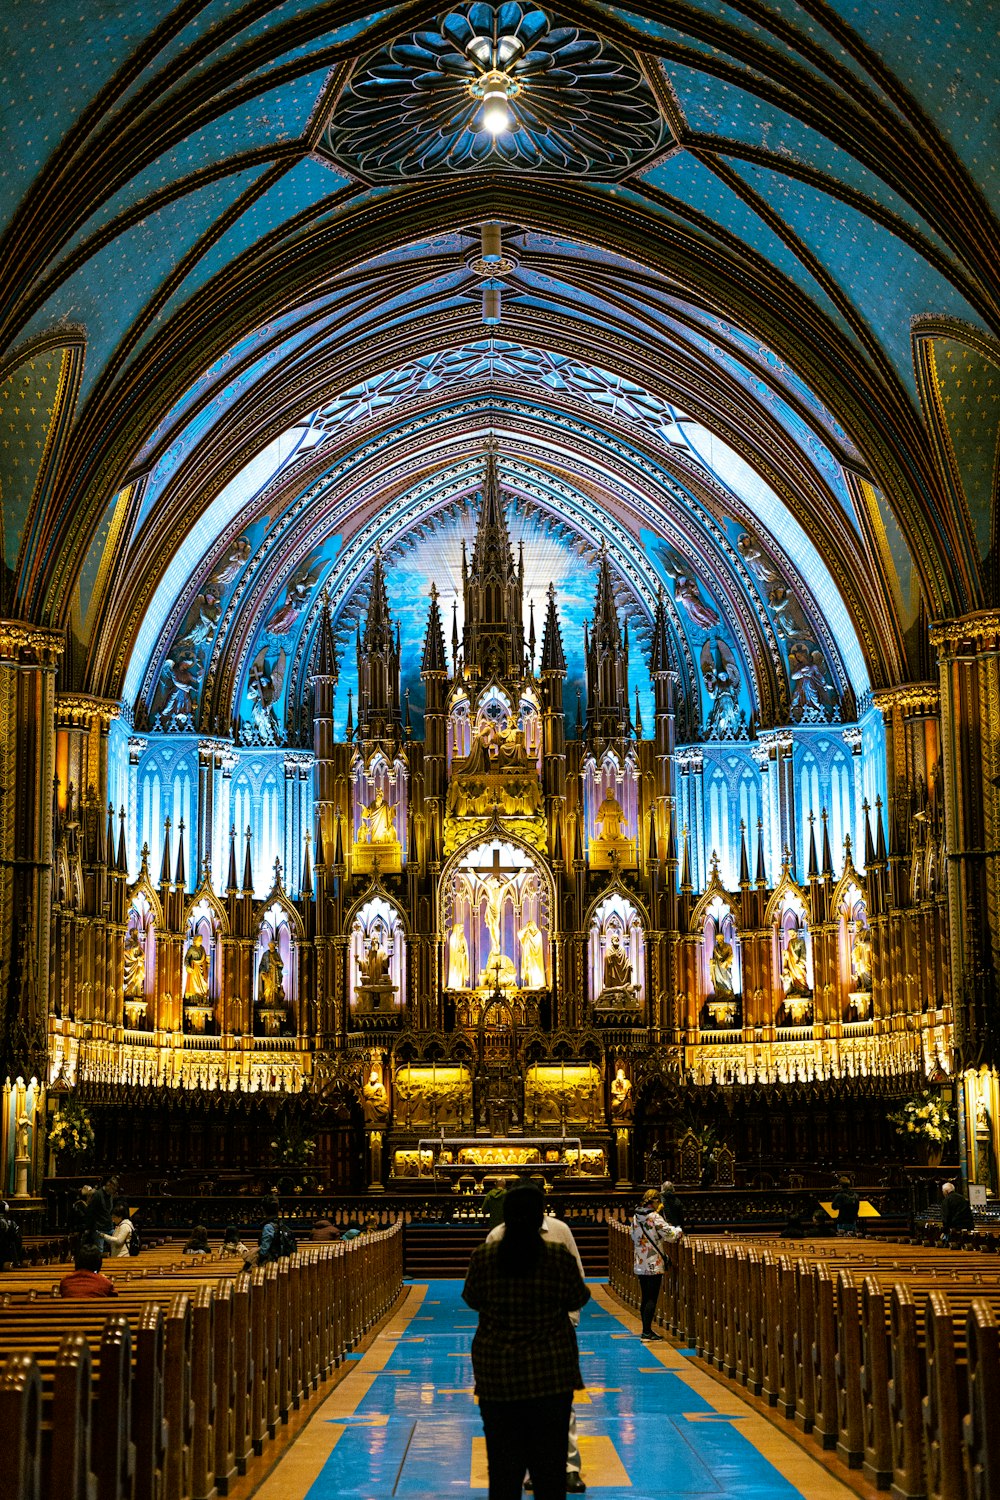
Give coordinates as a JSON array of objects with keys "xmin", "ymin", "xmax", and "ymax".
[{"xmin": 470, "ymin": 65, "xmax": 521, "ymax": 135}]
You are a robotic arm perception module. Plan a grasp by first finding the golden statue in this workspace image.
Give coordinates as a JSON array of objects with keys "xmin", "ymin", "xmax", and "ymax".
[
  {"xmin": 362, "ymin": 1064, "xmax": 389, "ymax": 1126},
  {"xmin": 781, "ymin": 928, "xmax": 810, "ymax": 996},
  {"xmin": 183, "ymin": 932, "xmax": 210, "ymax": 999},
  {"xmin": 360, "ymin": 787, "xmax": 396, "ymax": 844},
  {"xmin": 123, "ymin": 930, "xmax": 146, "ymax": 999},
  {"xmin": 596, "ymin": 791, "xmax": 626, "ymax": 843},
  {"xmin": 484, "ymin": 876, "xmax": 504, "ymax": 962},
  {"xmin": 709, "ymin": 933, "xmax": 734, "ymax": 996},
  {"xmin": 257, "ymin": 939, "xmax": 285, "ymax": 1006},
  {"xmin": 851, "ymin": 924, "xmax": 872, "ymax": 991},
  {"xmin": 610, "ymin": 1064, "xmax": 633, "ymax": 1118},
  {"xmin": 603, "ymin": 930, "xmax": 632, "ymax": 990},
  {"xmin": 518, "ymin": 918, "xmax": 546, "ymax": 989},
  {"xmin": 446, "ymin": 922, "xmax": 470, "ymax": 989}
]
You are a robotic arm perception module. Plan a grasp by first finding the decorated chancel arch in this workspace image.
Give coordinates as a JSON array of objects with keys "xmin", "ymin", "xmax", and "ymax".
[{"xmin": 2, "ymin": 0, "xmax": 997, "ymax": 1196}]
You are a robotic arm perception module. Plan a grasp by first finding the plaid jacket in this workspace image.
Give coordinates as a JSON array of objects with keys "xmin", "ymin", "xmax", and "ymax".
[{"xmin": 463, "ymin": 1239, "xmax": 590, "ymax": 1400}]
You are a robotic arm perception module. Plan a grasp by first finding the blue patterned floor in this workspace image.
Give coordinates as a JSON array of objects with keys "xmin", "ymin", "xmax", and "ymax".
[{"xmin": 302, "ymin": 1280, "xmax": 841, "ymax": 1499}]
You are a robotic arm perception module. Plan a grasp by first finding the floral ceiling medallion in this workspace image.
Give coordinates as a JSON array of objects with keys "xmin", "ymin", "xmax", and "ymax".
[{"xmin": 324, "ymin": 4, "xmax": 670, "ymax": 181}]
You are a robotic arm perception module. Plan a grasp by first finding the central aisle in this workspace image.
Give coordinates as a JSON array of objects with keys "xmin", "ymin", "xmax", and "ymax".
[{"xmin": 257, "ymin": 1281, "xmax": 855, "ymax": 1500}]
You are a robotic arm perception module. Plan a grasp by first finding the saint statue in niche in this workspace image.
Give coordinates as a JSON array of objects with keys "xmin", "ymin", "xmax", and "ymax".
[
  {"xmin": 603, "ymin": 929, "xmax": 633, "ymax": 990},
  {"xmin": 781, "ymin": 927, "xmax": 810, "ymax": 996},
  {"xmin": 596, "ymin": 791, "xmax": 626, "ymax": 843},
  {"xmin": 183, "ymin": 932, "xmax": 210, "ymax": 999},
  {"xmin": 518, "ymin": 919, "xmax": 546, "ymax": 989},
  {"xmin": 850, "ymin": 924, "xmax": 872, "ymax": 992},
  {"xmin": 359, "ymin": 787, "xmax": 397, "ymax": 844},
  {"xmin": 257, "ymin": 940, "xmax": 285, "ymax": 1006},
  {"xmin": 123, "ymin": 930, "xmax": 146, "ymax": 999},
  {"xmin": 709, "ymin": 932, "xmax": 734, "ymax": 996},
  {"xmin": 447, "ymin": 923, "xmax": 470, "ymax": 989},
  {"xmin": 610, "ymin": 1064, "xmax": 633, "ymax": 1119},
  {"xmin": 359, "ymin": 937, "xmax": 390, "ymax": 985},
  {"xmin": 363, "ymin": 1064, "xmax": 389, "ymax": 1126}
]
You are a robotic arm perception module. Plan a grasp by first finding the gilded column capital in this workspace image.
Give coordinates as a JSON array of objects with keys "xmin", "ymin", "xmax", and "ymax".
[
  {"xmin": 0, "ymin": 619, "xmax": 64, "ymax": 666},
  {"xmin": 55, "ymin": 692, "xmax": 121, "ymax": 728},
  {"xmin": 871, "ymin": 682, "xmax": 940, "ymax": 715},
  {"xmin": 930, "ymin": 610, "xmax": 1000, "ymax": 654}
]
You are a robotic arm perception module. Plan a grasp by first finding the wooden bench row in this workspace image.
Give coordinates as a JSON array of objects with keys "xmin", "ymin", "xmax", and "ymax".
[
  {"xmin": 0, "ymin": 1225, "xmax": 403, "ymax": 1500},
  {"xmin": 609, "ymin": 1226, "xmax": 1000, "ymax": 1500}
]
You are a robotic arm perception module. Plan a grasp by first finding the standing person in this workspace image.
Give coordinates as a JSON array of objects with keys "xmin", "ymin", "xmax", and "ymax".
[
  {"xmin": 631, "ymin": 1189, "xmax": 682, "ymax": 1342},
  {"xmin": 482, "ymin": 1176, "xmax": 508, "ymax": 1230},
  {"xmin": 102, "ymin": 1202, "xmax": 135, "ymax": 1258},
  {"xmin": 940, "ymin": 1181, "xmax": 975, "ymax": 1244},
  {"xmin": 464, "ymin": 1183, "xmax": 589, "ymax": 1500},
  {"xmin": 486, "ymin": 1205, "xmax": 588, "ymax": 1494},
  {"xmin": 659, "ymin": 1181, "xmax": 684, "ymax": 1231},
  {"xmin": 830, "ymin": 1177, "xmax": 860, "ymax": 1236},
  {"xmin": 84, "ymin": 1174, "xmax": 116, "ymax": 1251},
  {"xmin": 68, "ymin": 1184, "xmax": 93, "ymax": 1251}
]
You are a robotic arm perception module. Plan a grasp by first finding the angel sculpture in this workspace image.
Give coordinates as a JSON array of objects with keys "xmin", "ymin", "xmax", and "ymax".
[{"xmin": 248, "ymin": 647, "xmax": 286, "ymax": 743}]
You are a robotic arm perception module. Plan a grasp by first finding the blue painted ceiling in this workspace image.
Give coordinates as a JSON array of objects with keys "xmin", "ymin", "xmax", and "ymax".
[{"xmin": 1, "ymin": 0, "xmax": 998, "ymax": 720}]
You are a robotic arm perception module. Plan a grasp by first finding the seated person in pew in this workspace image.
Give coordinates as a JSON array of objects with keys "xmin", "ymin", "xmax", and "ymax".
[
  {"xmin": 309, "ymin": 1218, "xmax": 341, "ymax": 1243},
  {"xmin": 940, "ymin": 1182, "xmax": 975, "ymax": 1244},
  {"xmin": 780, "ymin": 1198, "xmax": 833, "ymax": 1238},
  {"xmin": 0, "ymin": 1200, "xmax": 25, "ymax": 1268},
  {"xmin": 223, "ymin": 1223, "xmax": 250, "ymax": 1257},
  {"xmin": 60, "ymin": 1243, "xmax": 117, "ymax": 1298},
  {"xmin": 185, "ymin": 1224, "xmax": 212, "ymax": 1255},
  {"xmin": 101, "ymin": 1201, "xmax": 135, "ymax": 1258}
]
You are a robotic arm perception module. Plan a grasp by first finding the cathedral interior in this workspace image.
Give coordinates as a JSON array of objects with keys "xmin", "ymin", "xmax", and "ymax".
[{"xmin": 2, "ymin": 0, "xmax": 1000, "ymax": 1211}]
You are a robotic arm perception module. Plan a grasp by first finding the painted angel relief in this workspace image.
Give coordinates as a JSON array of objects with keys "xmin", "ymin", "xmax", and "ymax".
[
  {"xmin": 738, "ymin": 530, "xmax": 841, "ymax": 725},
  {"xmin": 148, "ymin": 533, "xmax": 254, "ymax": 730}
]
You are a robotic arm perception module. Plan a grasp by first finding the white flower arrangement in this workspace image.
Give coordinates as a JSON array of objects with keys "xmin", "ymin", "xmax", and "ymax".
[{"xmin": 888, "ymin": 1091, "xmax": 952, "ymax": 1145}]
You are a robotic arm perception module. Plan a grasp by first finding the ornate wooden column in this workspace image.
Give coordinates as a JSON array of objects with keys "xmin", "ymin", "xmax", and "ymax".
[
  {"xmin": 932, "ymin": 612, "xmax": 1000, "ymax": 1184},
  {"xmin": 0, "ymin": 622, "xmax": 63, "ymax": 1078}
]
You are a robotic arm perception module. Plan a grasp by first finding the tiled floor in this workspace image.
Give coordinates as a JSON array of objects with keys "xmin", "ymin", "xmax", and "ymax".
[{"xmin": 255, "ymin": 1280, "xmax": 855, "ymax": 1499}]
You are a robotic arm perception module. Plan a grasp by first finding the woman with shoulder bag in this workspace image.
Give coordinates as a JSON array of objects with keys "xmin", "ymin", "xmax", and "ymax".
[{"xmin": 631, "ymin": 1189, "xmax": 682, "ymax": 1342}]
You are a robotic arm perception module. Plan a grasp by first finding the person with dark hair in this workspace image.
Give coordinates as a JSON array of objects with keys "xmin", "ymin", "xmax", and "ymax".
[
  {"xmin": 254, "ymin": 1196, "xmax": 297, "ymax": 1264},
  {"xmin": 102, "ymin": 1201, "xmax": 135, "ymax": 1257},
  {"xmin": 185, "ymin": 1224, "xmax": 211, "ymax": 1255},
  {"xmin": 84, "ymin": 1173, "xmax": 117, "ymax": 1250},
  {"xmin": 223, "ymin": 1224, "xmax": 250, "ymax": 1257},
  {"xmin": 60, "ymin": 1243, "xmax": 117, "ymax": 1298},
  {"xmin": 831, "ymin": 1178, "xmax": 860, "ymax": 1236},
  {"xmin": 463, "ymin": 1183, "xmax": 589, "ymax": 1500},
  {"xmin": 482, "ymin": 1176, "xmax": 509, "ymax": 1230}
]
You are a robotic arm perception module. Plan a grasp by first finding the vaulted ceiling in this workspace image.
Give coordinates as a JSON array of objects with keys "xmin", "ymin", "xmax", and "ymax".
[{"xmin": 1, "ymin": 1, "xmax": 998, "ymax": 737}]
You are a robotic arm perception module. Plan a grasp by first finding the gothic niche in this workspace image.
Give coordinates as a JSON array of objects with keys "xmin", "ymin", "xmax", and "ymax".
[
  {"xmin": 590, "ymin": 893, "xmax": 644, "ymax": 1011},
  {"xmin": 776, "ymin": 895, "xmax": 812, "ymax": 1025},
  {"xmin": 182, "ymin": 900, "xmax": 220, "ymax": 1034},
  {"xmin": 840, "ymin": 881, "xmax": 872, "ymax": 1020},
  {"xmin": 123, "ymin": 894, "xmax": 155, "ymax": 1030},
  {"xmin": 350, "ymin": 897, "xmax": 405, "ymax": 1013},
  {"xmin": 443, "ymin": 839, "xmax": 549, "ymax": 1017},
  {"xmin": 352, "ymin": 753, "xmax": 405, "ymax": 875},
  {"xmin": 701, "ymin": 896, "xmax": 741, "ymax": 1029},
  {"xmin": 255, "ymin": 901, "xmax": 295, "ymax": 1036},
  {"xmin": 584, "ymin": 749, "xmax": 638, "ymax": 869}
]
